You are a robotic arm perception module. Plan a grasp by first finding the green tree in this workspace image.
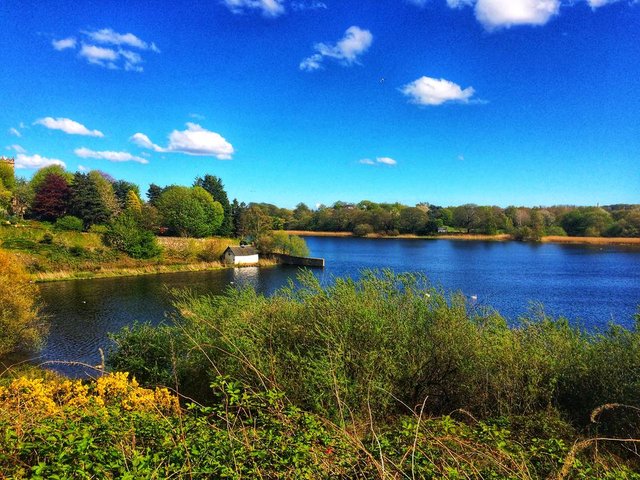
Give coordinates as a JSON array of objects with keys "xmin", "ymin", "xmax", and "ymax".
[
  {"xmin": 113, "ymin": 180, "xmax": 141, "ymax": 210},
  {"xmin": 89, "ymin": 171, "xmax": 119, "ymax": 220},
  {"xmin": 398, "ymin": 207, "xmax": 428, "ymax": 234},
  {"xmin": 239, "ymin": 204, "xmax": 272, "ymax": 241},
  {"xmin": 104, "ymin": 211, "xmax": 161, "ymax": 259},
  {"xmin": 0, "ymin": 161, "xmax": 15, "ymax": 191},
  {"xmin": 146, "ymin": 183, "xmax": 165, "ymax": 206},
  {"xmin": 561, "ymin": 207, "xmax": 613, "ymax": 237},
  {"xmin": 69, "ymin": 172, "xmax": 110, "ymax": 227},
  {"xmin": 156, "ymin": 186, "xmax": 223, "ymax": 237},
  {"xmin": 30, "ymin": 165, "xmax": 72, "ymax": 192},
  {"xmin": 0, "ymin": 180, "xmax": 10, "ymax": 216},
  {"xmin": 266, "ymin": 231, "xmax": 310, "ymax": 256},
  {"xmin": 194, "ymin": 175, "xmax": 232, "ymax": 236},
  {"xmin": 452, "ymin": 204, "xmax": 479, "ymax": 233},
  {"xmin": 231, "ymin": 199, "xmax": 246, "ymax": 237}
]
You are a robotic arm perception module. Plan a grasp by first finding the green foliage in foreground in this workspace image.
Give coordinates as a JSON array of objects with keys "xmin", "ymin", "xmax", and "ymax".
[
  {"xmin": 1, "ymin": 376, "xmax": 638, "ymax": 479},
  {"xmin": 110, "ymin": 271, "xmax": 640, "ymax": 439}
]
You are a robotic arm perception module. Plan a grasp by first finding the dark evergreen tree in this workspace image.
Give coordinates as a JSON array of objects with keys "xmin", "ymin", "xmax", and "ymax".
[
  {"xmin": 194, "ymin": 175, "xmax": 232, "ymax": 236},
  {"xmin": 146, "ymin": 184, "xmax": 165, "ymax": 206},
  {"xmin": 230, "ymin": 198, "xmax": 247, "ymax": 237},
  {"xmin": 69, "ymin": 173, "xmax": 110, "ymax": 227},
  {"xmin": 31, "ymin": 174, "xmax": 70, "ymax": 221}
]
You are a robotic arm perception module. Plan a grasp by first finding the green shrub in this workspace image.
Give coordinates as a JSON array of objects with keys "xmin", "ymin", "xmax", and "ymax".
[
  {"xmin": 39, "ymin": 232, "xmax": 54, "ymax": 244},
  {"xmin": 104, "ymin": 212, "xmax": 161, "ymax": 259},
  {"xmin": 54, "ymin": 215, "xmax": 84, "ymax": 232},
  {"xmin": 68, "ymin": 245, "xmax": 85, "ymax": 257},
  {"xmin": 257, "ymin": 231, "xmax": 310, "ymax": 256},
  {"xmin": 545, "ymin": 225, "xmax": 567, "ymax": 236},
  {"xmin": 353, "ymin": 223, "xmax": 373, "ymax": 236},
  {"xmin": 88, "ymin": 223, "xmax": 108, "ymax": 234},
  {"xmin": 109, "ymin": 271, "xmax": 640, "ymax": 431}
]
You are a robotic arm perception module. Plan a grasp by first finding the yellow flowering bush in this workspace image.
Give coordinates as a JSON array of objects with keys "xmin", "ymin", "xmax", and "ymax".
[
  {"xmin": 0, "ymin": 249, "xmax": 47, "ymax": 357},
  {"xmin": 0, "ymin": 372, "xmax": 179, "ymax": 419}
]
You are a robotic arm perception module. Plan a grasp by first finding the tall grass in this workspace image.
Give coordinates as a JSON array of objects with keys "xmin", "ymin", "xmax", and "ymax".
[{"xmin": 109, "ymin": 270, "xmax": 640, "ymax": 437}]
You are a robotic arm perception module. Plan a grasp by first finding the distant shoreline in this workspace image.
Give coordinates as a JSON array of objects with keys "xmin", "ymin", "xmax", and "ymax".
[{"xmin": 284, "ymin": 230, "xmax": 640, "ymax": 246}]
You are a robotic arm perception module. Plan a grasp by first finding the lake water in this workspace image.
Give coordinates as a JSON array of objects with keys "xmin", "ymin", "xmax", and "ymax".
[{"xmin": 38, "ymin": 237, "xmax": 640, "ymax": 377}]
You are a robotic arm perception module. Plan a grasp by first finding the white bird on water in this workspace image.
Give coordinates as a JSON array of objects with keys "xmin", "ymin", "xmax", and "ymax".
[{"xmin": 470, "ymin": 295, "xmax": 478, "ymax": 301}]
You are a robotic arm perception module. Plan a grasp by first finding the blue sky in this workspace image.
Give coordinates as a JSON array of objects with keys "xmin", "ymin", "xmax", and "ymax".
[{"xmin": 1, "ymin": 0, "xmax": 638, "ymax": 208}]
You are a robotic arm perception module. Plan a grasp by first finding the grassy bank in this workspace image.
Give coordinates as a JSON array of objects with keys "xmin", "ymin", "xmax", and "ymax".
[
  {"xmin": 0, "ymin": 222, "xmax": 276, "ymax": 282},
  {"xmin": 285, "ymin": 229, "xmax": 640, "ymax": 246}
]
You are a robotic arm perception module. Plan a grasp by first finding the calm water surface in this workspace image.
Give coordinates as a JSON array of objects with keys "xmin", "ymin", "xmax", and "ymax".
[{"xmin": 39, "ymin": 237, "xmax": 640, "ymax": 376}]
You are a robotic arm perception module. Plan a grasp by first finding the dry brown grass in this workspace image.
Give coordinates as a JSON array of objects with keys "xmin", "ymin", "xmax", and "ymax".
[
  {"xmin": 285, "ymin": 230, "xmax": 640, "ymax": 246},
  {"xmin": 542, "ymin": 236, "xmax": 640, "ymax": 246},
  {"xmin": 284, "ymin": 230, "xmax": 512, "ymax": 241},
  {"xmin": 284, "ymin": 230, "xmax": 354, "ymax": 237},
  {"xmin": 32, "ymin": 261, "xmax": 228, "ymax": 282}
]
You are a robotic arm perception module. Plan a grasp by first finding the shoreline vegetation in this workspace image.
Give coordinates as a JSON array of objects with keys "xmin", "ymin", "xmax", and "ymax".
[
  {"xmin": 0, "ymin": 224, "xmax": 278, "ymax": 283},
  {"xmin": 284, "ymin": 229, "xmax": 640, "ymax": 246},
  {"xmin": 31, "ymin": 258, "xmax": 277, "ymax": 283},
  {"xmin": 2, "ymin": 222, "xmax": 638, "ymax": 284},
  {"xmin": 3, "ymin": 270, "xmax": 638, "ymax": 478}
]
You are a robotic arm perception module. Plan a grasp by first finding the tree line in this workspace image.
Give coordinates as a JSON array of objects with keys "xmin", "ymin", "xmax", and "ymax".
[
  {"xmin": 242, "ymin": 200, "xmax": 640, "ymax": 239},
  {"xmin": 1, "ymin": 161, "xmax": 638, "ymax": 248}
]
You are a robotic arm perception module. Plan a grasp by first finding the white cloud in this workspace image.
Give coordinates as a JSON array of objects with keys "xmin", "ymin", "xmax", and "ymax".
[
  {"xmin": 8, "ymin": 127, "xmax": 21, "ymax": 137},
  {"xmin": 118, "ymin": 49, "xmax": 144, "ymax": 72},
  {"xmin": 131, "ymin": 123, "xmax": 235, "ymax": 159},
  {"xmin": 84, "ymin": 28, "xmax": 154, "ymax": 50},
  {"xmin": 376, "ymin": 157, "xmax": 397, "ymax": 166},
  {"xmin": 53, "ymin": 28, "xmax": 159, "ymax": 71},
  {"xmin": 35, "ymin": 117, "xmax": 104, "ymax": 137},
  {"xmin": 77, "ymin": 165, "xmax": 90, "ymax": 172},
  {"xmin": 74, "ymin": 147, "xmax": 149, "ymax": 164},
  {"xmin": 401, "ymin": 76, "xmax": 476, "ymax": 106},
  {"xmin": 223, "ymin": 0, "xmax": 286, "ymax": 17},
  {"xmin": 52, "ymin": 37, "xmax": 77, "ymax": 51},
  {"xmin": 15, "ymin": 154, "xmax": 66, "ymax": 169},
  {"xmin": 443, "ymin": 0, "xmax": 560, "ymax": 30},
  {"xmin": 457, "ymin": 154, "xmax": 465, "ymax": 161},
  {"xmin": 7, "ymin": 144, "xmax": 26, "ymax": 154},
  {"xmin": 79, "ymin": 44, "xmax": 118, "ymax": 68},
  {"xmin": 291, "ymin": 1, "xmax": 327, "ymax": 10},
  {"xmin": 476, "ymin": 0, "xmax": 559, "ymax": 29},
  {"xmin": 360, "ymin": 157, "xmax": 397, "ymax": 166},
  {"xmin": 587, "ymin": 0, "xmax": 624, "ymax": 7},
  {"xmin": 300, "ymin": 26, "xmax": 373, "ymax": 71},
  {"xmin": 130, "ymin": 133, "xmax": 164, "ymax": 152},
  {"xmin": 167, "ymin": 123, "xmax": 235, "ymax": 158}
]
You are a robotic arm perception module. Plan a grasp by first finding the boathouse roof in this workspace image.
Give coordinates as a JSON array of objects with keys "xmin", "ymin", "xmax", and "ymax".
[{"xmin": 225, "ymin": 245, "xmax": 259, "ymax": 256}]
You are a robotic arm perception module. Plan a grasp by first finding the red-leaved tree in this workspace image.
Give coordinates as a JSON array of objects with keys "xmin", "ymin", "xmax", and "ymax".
[{"xmin": 32, "ymin": 174, "xmax": 70, "ymax": 221}]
